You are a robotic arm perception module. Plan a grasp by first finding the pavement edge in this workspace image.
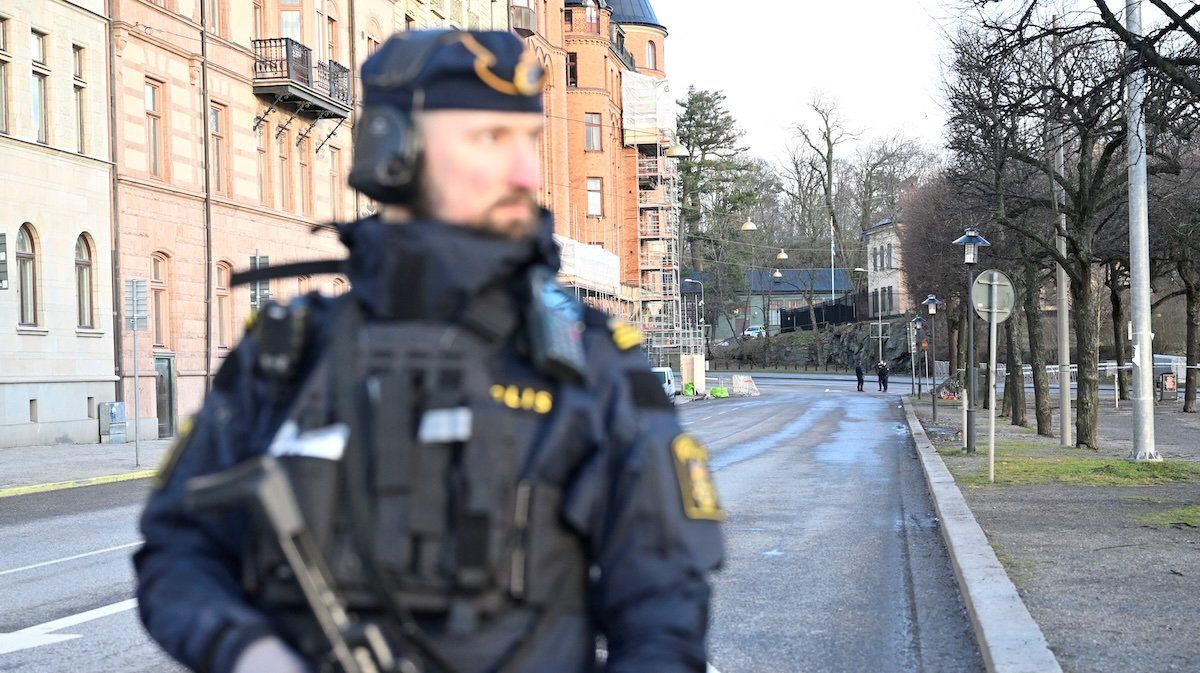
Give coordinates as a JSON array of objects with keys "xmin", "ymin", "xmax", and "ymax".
[
  {"xmin": 0, "ymin": 470, "xmax": 156, "ymax": 499},
  {"xmin": 900, "ymin": 397, "xmax": 1062, "ymax": 673}
]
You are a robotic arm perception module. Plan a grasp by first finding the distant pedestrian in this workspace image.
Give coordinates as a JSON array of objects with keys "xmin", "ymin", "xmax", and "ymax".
[
  {"xmin": 855, "ymin": 363, "xmax": 865, "ymax": 391},
  {"xmin": 877, "ymin": 361, "xmax": 890, "ymax": 392}
]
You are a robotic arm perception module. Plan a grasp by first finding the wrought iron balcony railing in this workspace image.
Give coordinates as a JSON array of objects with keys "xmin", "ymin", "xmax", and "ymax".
[{"xmin": 253, "ymin": 38, "xmax": 352, "ymax": 111}]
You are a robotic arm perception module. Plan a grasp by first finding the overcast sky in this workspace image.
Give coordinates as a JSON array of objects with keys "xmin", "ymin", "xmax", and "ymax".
[{"xmin": 652, "ymin": 0, "xmax": 958, "ymax": 163}]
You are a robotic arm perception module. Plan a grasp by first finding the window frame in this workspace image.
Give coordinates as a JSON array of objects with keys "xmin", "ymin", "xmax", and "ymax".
[
  {"xmin": 75, "ymin": 234, "xmax": 94, "ymax": 329},
  {"xmin": 585, "ymin": 112, "xmax": 602, "ymax": 151},
  {"xmin": 276, "ymin": 129, "xmax": 291, "ymax": 211},
  {"xmin": 16, "ymin": 224, "xmax": 37, "ymax": 326},
  {"xmin": 215, "ymin": 262, "xmax": 231, "ymax": 348},
  {"xmin": 0, "ymin": 28, "xmax": 11, "ymax": 135},
  {"xmin": 646, "ymin": 40, "xmax": 657, "ymax": 70},
  {"xmin": 586, "ymin": 177, "xmax": 603, "ymax": 217},
  {"xmin": 209, "ymin": 102, "xmax": 228, "ymax": 194},
  {"xmin": 566, "ymin": 52, "xmax": 578, "ymax": 88},
  {"xmin": 151, "ymin": 253, "xmax": 170, "ymax": 348},
  {"xmin": 145, "ymin": 80, "xmax": 164, "ymax": 177},
  {"xmin": 299, "ymin": 136, "xmax": 313, "ymax": 216}
]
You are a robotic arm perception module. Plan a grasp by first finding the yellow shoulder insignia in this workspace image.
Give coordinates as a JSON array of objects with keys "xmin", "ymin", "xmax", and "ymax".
[
  {"xmin": 608, "ymin": 319, "xmax": 642, "ymax": 352},
  {"xmin": 154, "ymin": 415, "xmax": 194, "ymax": 489},
  {"xmin": 671, "ymin": 434, "xmax": 725, "ymax": 521}
]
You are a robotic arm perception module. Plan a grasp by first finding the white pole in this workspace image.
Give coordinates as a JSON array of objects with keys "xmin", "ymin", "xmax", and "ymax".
[
  {"xmin": 1053, "ymin": 22, "xmax": 1073, "ymax": 448},
  {"xmin": 962, "ymin": 383, "xmax": 968, "ymax": 450},
  {"xmin": 132, "ymin": 317, "xmax": 140, "ymax": 468},
  {"xmin": 988, "ymin": 273, "xmax": 999, "ymax": 483},
  {"xmin": 1125, "ymin": 0, "xmax": 1160, "ymax": 461}
]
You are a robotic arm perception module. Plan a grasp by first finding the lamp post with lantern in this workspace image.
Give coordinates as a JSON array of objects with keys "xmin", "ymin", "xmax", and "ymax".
[
  {"xmin": 922, "ymin": 294, "xmax": 943, "ymax": 422},
  {"xmin": 954, "ymin": 227, "xmax": 990, "ymax": 454}
]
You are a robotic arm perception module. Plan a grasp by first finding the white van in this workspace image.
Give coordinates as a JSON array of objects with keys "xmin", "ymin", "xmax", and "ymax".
[{"xmin": 651, "ymin": 367, "xmax": 677, "ymax": 398}]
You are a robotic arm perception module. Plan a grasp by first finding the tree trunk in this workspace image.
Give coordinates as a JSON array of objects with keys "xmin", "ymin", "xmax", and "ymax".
[
  {"xmin": 1108, "ymin": 263, "xmax": 1130, "ymax": 401},
  {"xmin": 1023, "ymin": 262, "xmax": 1053, "ymax": 436},
  {"xmin": 1185, "ymin": 281, "xmax": 1198, "ymax": 413},
  {"xmin": 1008, "ymin": 304, "xmax": 1027, "ymax": 426},
  {"xmin": 1001, "ymin": 320, "xmax": 1013, "ymax": 418},
  {"xmin": 948, "ymin": 315, "xmax": 961, "ymax": 391},
  {"xmin": 1072, "ymin": 266, "xmax": 1101, "ymax": 449}
]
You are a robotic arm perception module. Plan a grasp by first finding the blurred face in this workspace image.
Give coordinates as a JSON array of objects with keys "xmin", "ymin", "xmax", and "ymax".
[{"xmin": 416, "ymin": 110, "xmax": 544, "ymax": 239}]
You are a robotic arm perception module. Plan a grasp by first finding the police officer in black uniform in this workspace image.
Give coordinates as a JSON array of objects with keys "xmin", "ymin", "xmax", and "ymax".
[{"xmin": 134, "ymin": 29, "xmax": 723, "ymax": 673}]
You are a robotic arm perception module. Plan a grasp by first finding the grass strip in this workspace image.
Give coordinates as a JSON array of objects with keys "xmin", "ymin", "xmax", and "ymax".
[{"xmin": 1136, "ymin": 504, "xmax": 1200, "ymax": 527}]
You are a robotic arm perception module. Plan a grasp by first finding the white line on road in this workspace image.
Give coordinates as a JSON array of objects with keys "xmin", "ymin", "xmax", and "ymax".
[
  {"xmin": 0, "ymin": 598, "xmax": 138, "ymax": 655},
  {"xmin": 0, "ymin": 541, "xmax": 143, "ymax": 576}
]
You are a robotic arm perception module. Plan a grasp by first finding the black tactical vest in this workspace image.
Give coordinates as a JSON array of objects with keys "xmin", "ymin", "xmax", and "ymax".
[{"xmin": 243, "ymin": 291, "xmax": 600, "ymax": 673}]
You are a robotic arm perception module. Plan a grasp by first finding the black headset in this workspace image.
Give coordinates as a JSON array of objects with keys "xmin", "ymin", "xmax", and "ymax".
[{"xmin": 348, "ymin": 31, "xmax": 458, "ymax": 205}]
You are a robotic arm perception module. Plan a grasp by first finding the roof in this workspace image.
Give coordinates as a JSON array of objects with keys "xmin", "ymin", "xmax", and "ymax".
[
  {"xmin": 747, "ymin": 269, "xmax": 852, "ymax": 295},
  {"xmin": 607, "ymin": 0, "xmax": 667, "ymax": 31}
]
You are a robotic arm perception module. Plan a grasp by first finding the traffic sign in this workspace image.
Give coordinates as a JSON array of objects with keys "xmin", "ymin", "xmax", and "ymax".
[
  {"xmin": 124, "ymin": 278, "xmax": 148, "ymax": 332},
  {"xmin": 972, "ymin": 270, "xmax": 1014, "ymax": 323}
]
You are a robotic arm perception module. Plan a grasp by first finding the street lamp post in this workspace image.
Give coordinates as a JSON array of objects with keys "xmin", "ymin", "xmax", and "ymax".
[
  {"xmin": 954, "ymin": 227, "xmax": 990, "ymax": 454},
  {"xmin": 683, "ymin": 278, "xmax": 705, "ymax": 349},
  {"xmin": 923, "ymin": 295, "xmax": 942, "ymax": 422},
  {"xmin": 912, "ymin": 315, "xmax": 927, "ymax": 398}
]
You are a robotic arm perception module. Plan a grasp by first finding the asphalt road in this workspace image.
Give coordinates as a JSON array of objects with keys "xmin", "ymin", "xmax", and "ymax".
[
  {"xmin": 688, "ymin": 380, "xmax": 984, "ymax": 672},
  {"xmin": 1, "ymin": 380, "xmax": 983, "ymax": 672}
]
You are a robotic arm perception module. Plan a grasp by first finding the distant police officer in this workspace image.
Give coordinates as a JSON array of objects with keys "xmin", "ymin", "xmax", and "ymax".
[{"xmin": 134, "ymin": 29, "xmax": 723, "ymax": 673}]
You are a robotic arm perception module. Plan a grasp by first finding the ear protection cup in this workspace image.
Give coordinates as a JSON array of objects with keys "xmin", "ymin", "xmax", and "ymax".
[{"xmin": 347, "ymin": 105, "xmax": 423, "ymax": 205}]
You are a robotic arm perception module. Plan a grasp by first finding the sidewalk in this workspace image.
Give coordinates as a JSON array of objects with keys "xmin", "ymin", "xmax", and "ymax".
[
  {"xmin": 909, "ymin": 395, "xmax": 1200, "ymax": 672},
  {"xmin": 0, "ymin": 438, "xmax": 173, "ymax": 497}
]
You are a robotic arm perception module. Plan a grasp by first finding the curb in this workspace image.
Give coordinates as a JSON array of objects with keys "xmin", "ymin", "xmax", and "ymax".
[
  {"xmin": 0, "ymin": 470, "xmax": 157, "ymax": 499},
  {"xmin": 901, "ymin": 398, "xmax": 1062, "ymax": 673}
]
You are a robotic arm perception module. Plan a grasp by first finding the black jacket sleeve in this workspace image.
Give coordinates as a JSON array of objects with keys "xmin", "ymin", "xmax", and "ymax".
[
  {"xmin": 133, "ymin": 337, "xmax": 281, "ymax": 673},
  {"xmin": 583, "ymin": 325, "xmax": 724, "ymax": 673}
]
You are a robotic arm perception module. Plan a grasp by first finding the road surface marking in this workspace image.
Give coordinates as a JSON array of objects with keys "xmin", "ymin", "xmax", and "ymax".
[
  {"xmin": 0, "ymin": 598, "xmax": 137, "ymax": 655},
  {"xmin": 0, "ymin": 541, "xmax": 143, "ymax": 577}
]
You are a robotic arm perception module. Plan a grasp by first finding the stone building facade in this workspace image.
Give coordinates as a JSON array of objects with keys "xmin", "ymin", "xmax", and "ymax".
[
  {"xmin": 0, "ymin": 0, "xmax": 117, "ymax": 448},
  {"xmin": 864, "ymin": 217, "xmax": 912, "ymax": 318}
]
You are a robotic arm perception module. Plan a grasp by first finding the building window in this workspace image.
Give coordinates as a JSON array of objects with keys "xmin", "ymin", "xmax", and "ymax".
[
  {"xmin": 209, "ymin": 104, "xmax": 227, "ymax": 194},
  {"xmin": 280, "ymin": 0, "xmax": 302, "ymax": 42},
  {"xmin": 31, "ymin": 71, "xmax": 47, "ymax": 144},
  {"xmin": 206, "ymin": 0, "xmax": 224, "ymax": 37},
  {"xmin": 587, "ymin": 178, "xmax": 602, "ymax": 216},
  {"xmin": 329, "ymin": 147, "xmax": 342, "ymax": 219},
  {"xmin": 31, "ymin": 29, "xmax": 45, "ymax": 65},
  {"xmin": 256, "ymin": 122, "xmax": 269, "ymax": 204},
  {"xmin": 646, "ymin": 41, "xmax": 657, "ymax": 70},
  {"xmin": 566, "ymin": 52, "xmax": 578, "ymax": 87},
  {"xmin": 253, "ymin": 0, "xmax": 264, "ymax": 39},
  {"xmin": 0, "ymin": 20, "xmax": 9, "ymax": 135},
  {"xmin": 326, "ymin": 16, "xmax": 338, "ymax": 62},
  {"xmin": 75, "ymin": 235, "xmax": 94, "ymax": 328},
  {"xmin": 585, "ymin": 0, "xmax": 599, "ymax": 33},
  {"xmin": 276, "ymin": 131, "xmax": 291, "ymax": 210},
  {"xmin": 585, "ymin": 113, "xmax": 601, "ymax": 151},
  {"xmin": 299, "ymin": 137, "xmax": 312, "ymax": 216},
  {"xmin": 145, "ymin": 81, "xmax": 162, "ymax": 176},
  {"xmin": 16, "ymin": 224, "xmax": 37, "ymax": 326},
  {"xmin": 886, "ymin": 243, "xmax": 893, "ymax": 269},
  {"xmin": 564, "ymin": 9, "xmax": 572, "ymax": 31},
  {"xmin": 151, "ymin": 253, "xmax": 170, "ymax": 348},
  {"xmin": 367, "ymin": 34, "xmax": 380, "ymax": 56},
  {"xmin": 215, "ymin": 262, "xmax": 231, "ymax": 348}
]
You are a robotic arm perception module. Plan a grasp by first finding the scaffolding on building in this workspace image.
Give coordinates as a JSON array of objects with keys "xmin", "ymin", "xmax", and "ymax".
[{"xmin": 623, "ymin": 73, "xmax": 702, "ymax": 365}]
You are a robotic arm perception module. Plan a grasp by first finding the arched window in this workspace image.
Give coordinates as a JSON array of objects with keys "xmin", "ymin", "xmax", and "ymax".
[
  {"xmin": 16, "ymin": 224, "xmax": 37, "ymax": 326},
  {"xmin": 151, "ymin": 252, "xmax": 171, "ymax": 348},
  {"xmin": 215, "ymin": 262, "xmax": 232, "ymax": 348},
  {"xmin": 646, "ymin": 41, "xmax": 657, "ymax": 70},
  {"xmin": 585, "ymin": 0, "xmax": 599, "ymax": 33},
  {"xmin": 75, "ymin": 234, "xmax": 94, "ymax": 328}
]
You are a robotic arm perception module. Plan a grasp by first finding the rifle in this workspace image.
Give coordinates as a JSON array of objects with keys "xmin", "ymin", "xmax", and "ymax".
[{"xmin": 185, "ymin": 455, "xmax": 417, "ymax": 673}]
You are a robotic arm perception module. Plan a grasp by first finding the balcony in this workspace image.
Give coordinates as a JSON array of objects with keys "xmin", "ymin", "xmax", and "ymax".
[
  {"xmin": 511, "ymin": 5, "xmax": 537, "ymax": 37},
  {"xmin": 252, "ymin": 38, "xmax": 353, "ymax": 118},
  {"xmin": 638, "ymin": 186, "xmax": 671, "ymax": 208},
  {"xmin": 639, "ymin": 250, "xmax": 677, "ymax": 270},
  {"xmin": 610, "ymin": 40, "xmax": 637, "ymax": 71},
  {"xmin": 639, "ymin": 212, "xmax": 673, "ymax": 239}
]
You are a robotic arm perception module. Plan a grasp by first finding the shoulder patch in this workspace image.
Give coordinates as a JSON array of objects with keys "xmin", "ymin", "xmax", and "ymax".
[
  {"xmin": 671, "ymin": 434, "xmax": 725, "ymax": 521},
  {"xmin": 608, "ymin": 319, "xmax": 642, "ymax": 352},
  {"xmin": 153, "ymin": 415, "xmax": 194, "ymax": 490}
]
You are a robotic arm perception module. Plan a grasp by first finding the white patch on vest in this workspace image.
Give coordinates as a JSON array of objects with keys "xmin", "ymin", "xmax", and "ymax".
[
  {"xmin": 418, "ymin": 407, "xmax": 473, "ymax": 444},
  {"xmin": 268, "ymin": 421, "xmax": 350, "ymax": 461}
]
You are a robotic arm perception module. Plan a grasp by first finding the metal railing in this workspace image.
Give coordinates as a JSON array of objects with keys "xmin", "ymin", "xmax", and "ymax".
[
  {"xmin": 610, "ymin": 40, "xmax": 637, "ymax": 70},
  {"xmin": 253, "ymin": 38, "xmax": 352, "ymax": 107},
  {"xmin": 638, "ymin": 187, "xmax": 671, "ymax": 207},
  {"xmin": 639, "ymin": 212, "xmax": 672, "ymax": 238}
]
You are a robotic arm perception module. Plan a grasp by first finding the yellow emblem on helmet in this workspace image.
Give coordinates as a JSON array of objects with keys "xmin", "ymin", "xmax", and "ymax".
[{"xmin": 459, "ymin": 33, "xmax": 545, "ymax": 97}]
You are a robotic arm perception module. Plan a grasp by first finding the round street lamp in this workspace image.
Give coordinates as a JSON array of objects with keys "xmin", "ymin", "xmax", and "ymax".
[
  {"xmin": 772, "ymin": 268, "xmax": 783, "ymax": 279},
  {"xmin": 740, "ymin": 217, "xmax": 757, "ymax": 232},
  {"xmin": 953, "ymin": 227, "xmax": 989, "ymax": 453},
  {"xmin": 922, "ymin": 294, "xmax": 943, "ymax": 422},
  {"xmin": 776, "ymin": 248, "xmax": 789, "ymax": 260}
]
